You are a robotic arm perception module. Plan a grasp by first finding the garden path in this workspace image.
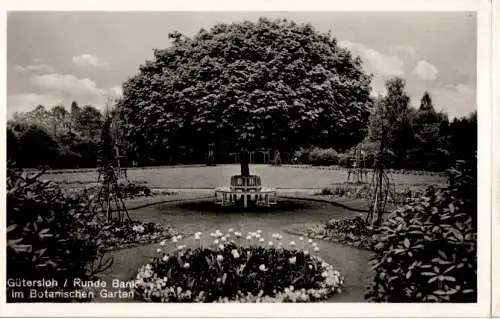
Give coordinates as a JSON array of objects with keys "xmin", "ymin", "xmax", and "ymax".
[{"xmin": 95, "ymin": 197, "xmax": 372, "ymax": 303}]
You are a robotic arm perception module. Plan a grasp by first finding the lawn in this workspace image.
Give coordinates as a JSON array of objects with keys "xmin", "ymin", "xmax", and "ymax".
[{"xmin": 43, "ymin": 164, "xmax": 446, "ymax": 189}]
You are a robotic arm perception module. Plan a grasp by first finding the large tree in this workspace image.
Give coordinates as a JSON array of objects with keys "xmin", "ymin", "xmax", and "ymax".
[{"xmin": 117, "ymin": 18, "xmax": 373, "ymax": 173}]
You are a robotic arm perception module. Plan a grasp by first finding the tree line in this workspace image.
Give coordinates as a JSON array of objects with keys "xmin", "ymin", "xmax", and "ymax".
[
  {"xmin": 296, "ymin": 78, "xmax": 476, "ymax": 171},
  {"xmin": 7, "ymin": 102, "xmax": 104, "ymax": 169}
]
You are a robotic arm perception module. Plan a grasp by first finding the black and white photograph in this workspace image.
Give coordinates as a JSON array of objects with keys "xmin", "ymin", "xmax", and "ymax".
[{"xmin": 1, "ymin": 0, "xmax": 494, "ymax": 317}]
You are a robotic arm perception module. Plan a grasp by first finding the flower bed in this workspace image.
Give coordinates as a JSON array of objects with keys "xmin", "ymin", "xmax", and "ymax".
[
  {"xmin": 317, "ymin": 183, "xmax": 439, "ymax": 206},
  {"xmin": 62, "ymin": 182, "xmax": 177, "ymax": 200},
  {"xmin": 100, "ymin": 220, "xmax": 179, "ymax": 251},
  {"xmin": 134, "ymin": 230, "xmax": 345, "ymax": 302},
  {"xmin": 302, "ymin": 217, "xmax": 376, "ymax": 250}
]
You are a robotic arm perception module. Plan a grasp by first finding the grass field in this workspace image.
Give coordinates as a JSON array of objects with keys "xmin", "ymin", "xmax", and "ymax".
[{"xmin": 43, "ymin": 164, "xmax": 446, "ymax": 189}]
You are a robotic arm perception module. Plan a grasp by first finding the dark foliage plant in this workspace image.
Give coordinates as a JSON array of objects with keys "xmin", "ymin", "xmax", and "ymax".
[
  {"xmin": 6, "ymin": 166, "xmax": 111, "ymax": 302},
  {"xmin": 365, "ymin": 158, "xmax": 477, "ymax": 302}
]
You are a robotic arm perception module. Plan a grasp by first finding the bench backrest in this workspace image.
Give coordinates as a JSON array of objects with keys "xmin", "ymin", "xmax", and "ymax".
[{"xmin": 230, "ymin": 175, "xmax": 262, "ymax": 188}]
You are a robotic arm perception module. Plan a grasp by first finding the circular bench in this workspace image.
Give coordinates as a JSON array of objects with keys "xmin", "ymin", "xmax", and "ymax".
[{"xmin": 215, "ymin": 175, "xmax": 277, "ymax": 208}]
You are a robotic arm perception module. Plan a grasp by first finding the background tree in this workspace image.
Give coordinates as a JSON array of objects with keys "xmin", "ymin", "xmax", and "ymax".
[
  {"xmin": 8, "ymin": 122, "xmax": 60, "ymax": 168},
  {"xmin": 8, "ymin": 103, "xmax": 104, "ymax": 169},
  {"xmin": 375, "ymin": 78, "xmax": 415, "ymax": 168},
  {"xmin": 407, "ymin": 92, "xmax": 451, "ymax": 170},
  {"xmin": 116, "ymin": 18, "xmax": 373, "ymax": 173}
]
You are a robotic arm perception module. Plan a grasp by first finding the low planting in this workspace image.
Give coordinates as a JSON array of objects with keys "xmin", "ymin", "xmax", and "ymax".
[
  {"xmin": 303, "ymin": 216, "xmax": 375, "ymax": 250},
  {"xmin": 134, "ymin": 230, "xmax": 344, "ymax": 302},
  {"xmin": 318, "ymin": 182, "xmax": 436, "ymax": 205},
  {"xmin": 98, "ymin": 220, "xmax": 178, "ymax": 251}
]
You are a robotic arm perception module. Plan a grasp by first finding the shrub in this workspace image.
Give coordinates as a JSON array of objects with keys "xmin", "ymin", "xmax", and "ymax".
[
  {"xmin": 6, "ymin": 167, "xmax": 110, "ymax": 302},
  {"xmin": 118, "ymin": 182, "xmax": 152, "ymax": 198},
  {"xmin": 365, "ymin": 159, "xmax": 477, "ymax": 302},
  {"xmin": 134, "ymin": 230, "xmax": 344, "ymax": 302}
]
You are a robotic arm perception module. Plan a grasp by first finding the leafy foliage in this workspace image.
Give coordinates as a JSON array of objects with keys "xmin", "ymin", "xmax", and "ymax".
[
  {"xmin": 365, "ymin": 158, "xmax": 477, "ymax": 302},
  {"xmin": 117, "ymin": 18, "xmax": 373, "ymax": 166},
  {"xmin": 6, "ymin": 167, "xmax": 110, "ymax": 302}
]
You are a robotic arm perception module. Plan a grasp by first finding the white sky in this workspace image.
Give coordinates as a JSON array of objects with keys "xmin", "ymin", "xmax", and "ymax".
[{"xmin": 7, "ymin": 11, "xmax": 476, "ymax": 119}]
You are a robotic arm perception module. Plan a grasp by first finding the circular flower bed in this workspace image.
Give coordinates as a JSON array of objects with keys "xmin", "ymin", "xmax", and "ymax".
[
  {"xmin": 100, "ymin": 220, "xmax": 179, "ymax": 251},
  {"xmin": 134, "ymin": 230, "xmax": 344, "ymax": 302}
]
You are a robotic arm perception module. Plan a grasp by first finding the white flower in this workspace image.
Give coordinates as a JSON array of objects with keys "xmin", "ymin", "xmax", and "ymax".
[
  {"xmin": 308, "ymin": 239, "xmax": 313, "ymax": 243},
  {"xmin": 234, "ymin": 231, "xmax": 242, "ymax": 238},
  {"xmin": 259, "ymin": 238, "xmax": 265, "ymax": 243},
  {"xmin": 231, "ymin": 249, "xmax": 240, "ymax": 259},
  {"xmin": 160, "ymin": 240, "xmax": 167, "ymax": 246},
  {"xmin": 194, "ymin": 234, "xmax": 201, "ymax": 240},
  {"xmin": 218, "ymin": 244, "xmax": 225, "ymax": 250},
  {"xmin": 257, "ymin": 229, "xmax": 262, "ymax": 234},
  {"xmin": 221, "ymin": 236, "xmax": 227, "ymax": 242},
  {"xmin": 214, "ymin": 239, "xmax": 220, "ymax": 245},
  {"xmin": 246, "ymin": 235, "xmax": 252, "ymax": 240},
  {"xmin": 228, "ymin": 228, "xmax": 234, "ymax": 233},
  {"xmin": 289, "ymin": 257, "xmax": 296, "ymax": 264},
  {"xmin": 177, "ymin": 245, "xmax": 185, "ymax": 251},
  {"xmin": 162, "ymin": 255, "xmax": 169, "ymax": 262},
  {"xmin": 259, "ymin": 264, "xmax": 267, "ymax": 272},
  {"xmin": 314, "ymin": 246, "xmax": 320, "ymax": 252},
  {"xmin": 156, "ymin": 248, "xmax": 162, "ymax": 253},
  {"xmin": 321, "ymin": 271, "xmax": 328, "ymax": 278},
  {"xmin": 268, "ymin": 241, "xmax": 274, "ymax": 246},
  {"xmin": 290, "ymin": 285, "xmax": 295, "ymax": 292},
  {"xmin": 289, "ymin": 241, "xmax": 296, "ymax": 247},
  {"xmin": 177, "ymin": 235, "xmax": 183, "ymax": 240},
  {"xmin": 216, "ymin": 254, "xmax": 224, "ymax": 262},
  {"xmin": 312, "ymin": 242, "xmax": 318, "ymax": 247},
  {"xmin": 210, "ymin": 232, "xmax": 215, "ymax": 237},
  {"xmin": 183, "ymin": 263, "xmax": 190, "ymax": 269},
  {"xmin": 299, "ymin": 236, "xmax": 304, "ymax": 241},
  {"xmin": 172, "ymin": 237, "xmax": 178, "ymax": 243},
  {"xmin": 304, "ymin": 250, "xmax": 309, "ymax": 255},
  {"xmin": 308, "ymin": 264, "xmax": 313, "ymax": 270}
]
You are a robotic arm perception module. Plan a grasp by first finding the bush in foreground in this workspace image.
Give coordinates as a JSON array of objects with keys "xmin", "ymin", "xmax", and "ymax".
[
  {"xmin": 134, "ymin": 230, "xmax": 344, "ymax": 302},
  {"xmin": 365, "ymin": 159, "xmax": 477, "ymax": 302},
  {"xmin": 6, "ymin": 167, "xmax": 110, "ymax": 302}
]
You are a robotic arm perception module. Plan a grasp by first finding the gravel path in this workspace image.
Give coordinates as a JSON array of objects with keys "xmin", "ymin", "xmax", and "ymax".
[{"xmin": 95, "ymin": 197, "xmax": 372, "ymax": 303}]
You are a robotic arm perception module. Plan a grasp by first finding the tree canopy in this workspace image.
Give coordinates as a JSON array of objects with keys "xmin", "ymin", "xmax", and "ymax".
[{"xmin": 117, "ymin": 18, "xmax": 373, "ymax": 165}]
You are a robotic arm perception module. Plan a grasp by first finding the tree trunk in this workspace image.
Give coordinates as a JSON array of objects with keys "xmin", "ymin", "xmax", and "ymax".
[{"xmin": 240, "ymin": 149, "xmax": 250, "ymax": 176}]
